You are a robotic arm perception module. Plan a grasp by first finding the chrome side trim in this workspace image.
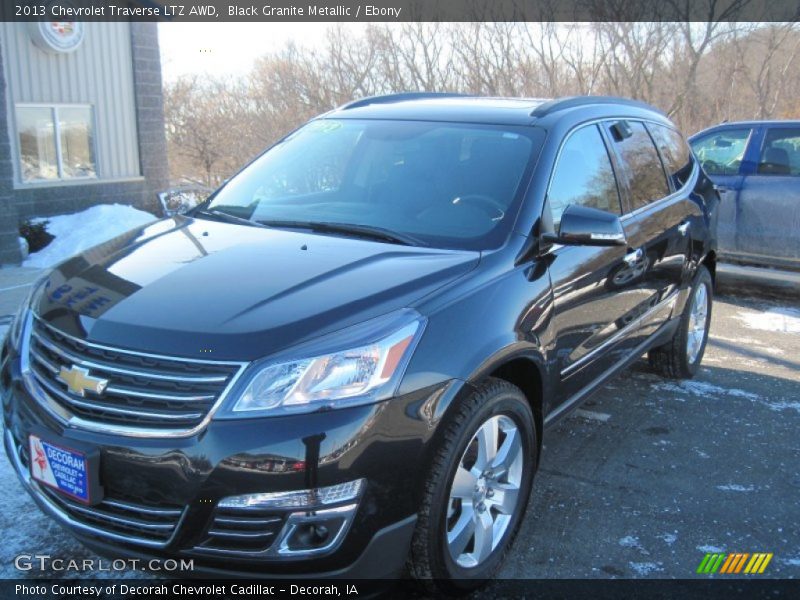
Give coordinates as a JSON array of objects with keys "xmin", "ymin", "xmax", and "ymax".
[
  {"xmin": 560, "ymin": 290, "xmax": 678, "ymax": 378},
  {"xmin": 20, "ymin": 314, "xmax": 250, "ymax": 438},
  {"xmin": 4, "ymin": 429, "xmax": 186, "ymax": 549}
]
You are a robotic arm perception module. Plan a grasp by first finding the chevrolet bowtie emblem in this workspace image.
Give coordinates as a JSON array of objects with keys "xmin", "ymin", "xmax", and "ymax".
[{"xmin": 57, "ymin": 365, "xmax": 109, "ymax": 397}]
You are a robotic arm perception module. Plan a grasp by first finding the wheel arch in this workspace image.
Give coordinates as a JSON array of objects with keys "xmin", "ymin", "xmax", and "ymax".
[{"xmin": 486, "ymin": 357, "xmax": 545, "ymax": 465}]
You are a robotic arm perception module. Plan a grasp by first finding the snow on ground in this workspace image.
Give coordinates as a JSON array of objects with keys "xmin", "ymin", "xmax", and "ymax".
[
  {"xmin": 628, "ymin": 562, "xmax": 664, "ymax": 576},
  {"xmin": 23, "ymin": 204, "xmax": 157, "ymax": 269},
  {"xmin": 735, "ymin": 306, "xmax": 800, "ymax": 334},
  {"xmin": 716, "ymin": 484, "xmax": 756, "ymax": 492}
]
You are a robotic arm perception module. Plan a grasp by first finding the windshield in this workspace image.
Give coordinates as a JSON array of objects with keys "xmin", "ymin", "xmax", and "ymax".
[{"xmin": 206, "ymin": 119, "xmax": 542, "ymax": 250}]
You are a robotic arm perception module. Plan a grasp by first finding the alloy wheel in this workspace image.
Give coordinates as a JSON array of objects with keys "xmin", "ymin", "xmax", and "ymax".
[{"xmin": 445, "ymin": 414, "xmax": 525, "ymax": 568}]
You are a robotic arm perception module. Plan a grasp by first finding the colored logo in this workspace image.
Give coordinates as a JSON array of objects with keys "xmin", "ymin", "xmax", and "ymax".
[
  {"xmin": 697, "ymin": 552, "xmax": 773, "ymax": 574},
  {"xmin": 57, "ymin": 365, "xmax": 109, "ymax": 397}
]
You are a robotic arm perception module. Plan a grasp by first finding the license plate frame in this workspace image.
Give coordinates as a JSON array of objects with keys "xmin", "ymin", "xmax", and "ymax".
[{"xmin": 28, "ymin": 430, "xmax": 103, "ymax": 505}]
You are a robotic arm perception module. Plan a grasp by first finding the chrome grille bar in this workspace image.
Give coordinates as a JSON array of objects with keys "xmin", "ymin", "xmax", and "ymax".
[
  {"xmin": 21, "ymin": 313, "xmax": 249, "ymax": 437},
  {"xmin": 32, "ymin": 329, "xmax": 228, "ymax": 384}
]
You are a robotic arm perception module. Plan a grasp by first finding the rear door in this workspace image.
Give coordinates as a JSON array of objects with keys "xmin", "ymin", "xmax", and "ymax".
[
  {"xmin": 602, "ymin": 119, "xmax": 696, "ymax": 344},
  {"xmin": 735, "ymin": 126, "xmax": 800, "ymax": 269},
  {"xmin": 545, "ymin": 123, "xmax": 651, "ymax": 403},
  {"xmin": 689, "ymin": 126, "xmax": 754, "ymax": 259}
]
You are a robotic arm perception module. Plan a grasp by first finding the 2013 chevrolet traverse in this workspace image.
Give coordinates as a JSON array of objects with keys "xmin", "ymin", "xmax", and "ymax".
[{"xmin": 2, "ymin": 94, "xmax": 718, "ymax": 591}]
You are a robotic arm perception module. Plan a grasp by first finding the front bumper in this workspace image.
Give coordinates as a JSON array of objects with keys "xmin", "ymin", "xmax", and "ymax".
[{"xmin": 1, "ymin": 339, "xmax": 455, "ymax": 577}]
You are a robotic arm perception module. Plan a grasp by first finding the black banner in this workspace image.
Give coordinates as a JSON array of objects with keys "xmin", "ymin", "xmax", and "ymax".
[
  {"xmin": 3, "ymin": 0, "xmax": 800, "ymax": 23},
  {"xmin": 3, "ymin": 579, "xmax": 800, "ymax": 600}
]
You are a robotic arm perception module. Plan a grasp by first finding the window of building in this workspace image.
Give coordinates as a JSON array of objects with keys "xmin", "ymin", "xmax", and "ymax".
[
  {"xmin": 16, "ymin": 105, "xmax": 97, "ymax": 182},
  {"xmin": 648, "ymin": 123, "xmax": 693, "ymax": 189},
  {"xmin": 608, "ymin": 120, "xmax": 670, "ymax": 211},
  {"xmin": 758, "ymin": 128, "xmax": 800, "ymax": 176},
  {"xmin": 547, "ymin": 124, "xmax": 622, "ymax": 225}
]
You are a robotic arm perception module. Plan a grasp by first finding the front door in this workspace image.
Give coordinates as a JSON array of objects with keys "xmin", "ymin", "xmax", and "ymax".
[
  {"xmin": 736, "ymin": 126, "xmax": 800, "ymax": 270},
  {"xmin": 544, "ymin": 123, "xmax": 647, "ymax": 405}
]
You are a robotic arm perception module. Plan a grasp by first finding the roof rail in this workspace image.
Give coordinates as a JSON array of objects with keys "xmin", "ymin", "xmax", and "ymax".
[
  {"xmin": 530, "ymin": 95, "xmax": 663, "ymax": 117},
  {"xmin": 339, "ymin": 92, "xmax": 467, "ymax": 111}
]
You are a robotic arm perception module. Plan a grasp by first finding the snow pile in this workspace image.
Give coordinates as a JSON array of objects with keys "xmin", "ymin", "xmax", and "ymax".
[
  {"xmin": 23, "ymin": 204, "xmax": 157, "ymax": 269},
  {"xmin": 736, "ymin": 306, "xmax": 800, "ymax": 334}
]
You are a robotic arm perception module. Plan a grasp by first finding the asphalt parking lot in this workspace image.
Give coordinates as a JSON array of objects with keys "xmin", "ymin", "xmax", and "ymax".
[{"xmin": 0, "ymin": 269, "xmax": 798, "ymax": 582}]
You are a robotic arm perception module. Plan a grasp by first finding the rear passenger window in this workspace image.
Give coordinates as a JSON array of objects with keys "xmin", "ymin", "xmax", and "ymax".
[
  {"xmin": 548, "ymin": 125, "xmax": 622, "ymax": 225},
  {"xmin": 608, "ymin": 120, "xmax": 670, "ymax": 211},
  {"xmin": 758, "ymin": 128, "xmax": 800, "ymax": 176},
  {"xmin": 648, "ymin": 123, "xmax": 693, "ymax": 189}
]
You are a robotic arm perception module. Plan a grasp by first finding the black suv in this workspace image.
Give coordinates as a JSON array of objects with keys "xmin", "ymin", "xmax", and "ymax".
[{"xmin": 2, "ymin": 94, "xmax": 717, "ymax": 590}]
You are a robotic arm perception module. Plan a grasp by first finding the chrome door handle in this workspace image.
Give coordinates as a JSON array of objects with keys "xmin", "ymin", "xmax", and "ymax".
[
  {"xmin": 623, "ymin": 247, "xmax": 643, "ymax": 266},
  {"xmin": 678, "ymin": 221, "xmax": 690, "ymax": 236}
]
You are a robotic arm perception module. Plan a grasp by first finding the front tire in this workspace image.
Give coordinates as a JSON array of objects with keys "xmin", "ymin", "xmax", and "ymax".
[
  {"xmin": 648, "ymin": 265, "xmax": 713, "ymax": 379},
  {"xmin": 406, "ymin": 378, "xmax": 537, "ymax": 593}
]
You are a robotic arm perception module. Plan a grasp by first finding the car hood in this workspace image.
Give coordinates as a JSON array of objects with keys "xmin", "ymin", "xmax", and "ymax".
[{"xmin": 33, "ymin": 217, "xmax": 480, "ymax": 360}]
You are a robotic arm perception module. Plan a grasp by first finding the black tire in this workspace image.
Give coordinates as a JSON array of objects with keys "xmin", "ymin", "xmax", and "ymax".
[
  {"xmin": 406, "ymin": 377, "xmax": 537, "ymax": 594},
  {"xmin": 648, "ymin": 265, "xmax": 713, "ymax": 379}
]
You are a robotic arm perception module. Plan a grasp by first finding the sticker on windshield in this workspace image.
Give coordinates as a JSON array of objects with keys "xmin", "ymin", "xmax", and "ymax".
[{"xmin": 308, "ymin": 120, "xmax": 342, "ymax": 134}]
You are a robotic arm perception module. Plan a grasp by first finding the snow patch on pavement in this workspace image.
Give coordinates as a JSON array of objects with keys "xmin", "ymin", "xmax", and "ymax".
[
  {"xmin": 653, "ymin": 380, "xmax": 760, "ymax": 401},
  {"xmin": 658, "ymin": 533, "xmax": 678, "ymax": 545},
  {"xmin": 735, "ymin": 307, "xmax": 800, "ymax": 334},
  {"xmin": 629, "ymin": 562, "xmax": 664, "ymax": 576},
  {"xmin": 24, "ymin": 204, "xmax": 156, "ymax": 269},
  {"xmin": 619, "ymin": 536, "xmax": 649, "ymax": 555},
  {"xmin": 716, "ymin": 484, "xmax": 755, "ymax": 492},
  {"xmin": 779, "ymin": 557, "xmax": 800, "ymax": 567},
  {"xmin": 697, "ymin": 545, "xmax": 725, "ymax": 553}
]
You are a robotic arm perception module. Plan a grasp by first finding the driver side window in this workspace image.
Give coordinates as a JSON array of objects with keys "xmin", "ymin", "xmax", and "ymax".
[
  {"xmin": 690, "ymin": 128, "xmax": 751, "ymax": 176},
  {"xmin": 548, "ymin": 124, "xmax": 622, "ymax": 226}
]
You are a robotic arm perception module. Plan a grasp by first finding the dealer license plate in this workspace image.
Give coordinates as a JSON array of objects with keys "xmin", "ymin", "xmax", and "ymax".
[{"xmin": 29, "ymin": 434, "xmax": 92, "ymax": 504}]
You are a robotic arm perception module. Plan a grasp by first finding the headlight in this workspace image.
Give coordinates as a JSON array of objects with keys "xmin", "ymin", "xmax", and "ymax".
[{"xmin": 222, "ymin": 310, "xmax": 425, "ymax": 417}]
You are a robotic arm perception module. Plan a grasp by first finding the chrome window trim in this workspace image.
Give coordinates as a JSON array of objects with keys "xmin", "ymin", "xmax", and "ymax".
[
  {"xmin": 20, "ymin": 312, "xmax": 250, "ymax": 438},
  {"xmin": 544, "ymin": 116, "xmax": 699, "ymax": 224}
]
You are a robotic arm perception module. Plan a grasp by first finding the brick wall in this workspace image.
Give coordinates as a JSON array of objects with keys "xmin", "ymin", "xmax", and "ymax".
[{"xmin": 0, "ymin": 40, "xmax": 21, "ymax": 264}]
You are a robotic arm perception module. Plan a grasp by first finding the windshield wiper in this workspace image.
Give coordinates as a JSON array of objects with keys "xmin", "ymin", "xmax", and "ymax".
[
  {"xmin": 257, "ymin": 220, "xmax": 427, "ymax": 247},
  {"xmin": 194, "ymin": 209, "xmax": 267, "ymax": 229}
]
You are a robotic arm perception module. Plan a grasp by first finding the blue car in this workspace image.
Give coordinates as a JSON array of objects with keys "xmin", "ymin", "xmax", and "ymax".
[{"xmin": 689, "ymin": 121, "xmax": 800, "ymax": 271}]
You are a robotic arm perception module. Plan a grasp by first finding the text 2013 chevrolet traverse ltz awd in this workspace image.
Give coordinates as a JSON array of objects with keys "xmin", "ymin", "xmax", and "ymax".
[{"xmin": 2, "ymin": 95, "xmax": 717, "ymax": 592}]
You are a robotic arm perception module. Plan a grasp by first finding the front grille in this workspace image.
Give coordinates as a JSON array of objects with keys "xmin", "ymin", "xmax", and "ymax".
[
  {"xmin": 14, "ymin": 437, "xmax": 185, "ymax": 546},
  {"xmin": 25, "ymin": 315, "xmax": 246, "ymax": 433},
  {"xmin": 39, "ymin": 485, "xmax": 185, "ymax": 544},
  {"xmin": 193, "ymin": 506, "xmax": 285, "ymax": 555}
]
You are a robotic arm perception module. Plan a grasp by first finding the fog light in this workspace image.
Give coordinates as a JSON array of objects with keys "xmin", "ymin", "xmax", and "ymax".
[
  {"xmin": 218, "ymin": 478, "xmax": 364, "ymax": 510},
  {"xmin": 277, "ymin": 504, "xmax": 358, "ymax": 556}
]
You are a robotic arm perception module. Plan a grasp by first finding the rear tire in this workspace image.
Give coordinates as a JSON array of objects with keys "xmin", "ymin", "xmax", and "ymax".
[
  {"xmin": 406, "ymin": 378, "xmax": 537, "ymax": 594},
  {"xmin": 648, "ymin": 265, "xmax": 713, "ymax": 379}
]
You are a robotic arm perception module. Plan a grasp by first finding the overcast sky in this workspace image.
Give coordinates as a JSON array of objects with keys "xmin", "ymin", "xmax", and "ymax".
[{"xmin": 158, "ymin": 22, "xmax": 369, "ymax": 81}]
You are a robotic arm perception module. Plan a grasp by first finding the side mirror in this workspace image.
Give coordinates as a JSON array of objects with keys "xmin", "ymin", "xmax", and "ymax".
[{"xmin": 542, "ymin": 204, "xmax": 627, "ymax": 247}]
